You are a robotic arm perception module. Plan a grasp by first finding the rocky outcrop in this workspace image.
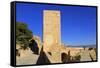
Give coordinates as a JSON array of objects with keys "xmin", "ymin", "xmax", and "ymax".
[{"xmin": 16, "ymin": 35, "xmax": 42, "ymax": 65}]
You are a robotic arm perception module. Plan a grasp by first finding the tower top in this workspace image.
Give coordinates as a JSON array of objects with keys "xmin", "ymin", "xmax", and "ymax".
[{"xmin": 43, "ymin": 10, "xmax": 60, "ymax": 14}]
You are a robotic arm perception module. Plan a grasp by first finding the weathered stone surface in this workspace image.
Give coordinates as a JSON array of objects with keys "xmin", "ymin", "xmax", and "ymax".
[
  {"xmin": 16, "ymin": 48, "xmax": 39, "ymax": 65},
  {"xmin": 16, "ymin": 35, "xmax": 42, "ymax": 65},
  {"xmin": 43, "ymin": 10, "xmax": 61, "ymax": 63}
]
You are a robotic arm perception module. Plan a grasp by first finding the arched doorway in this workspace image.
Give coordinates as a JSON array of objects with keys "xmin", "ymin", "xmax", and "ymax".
[
  {"xmin": 61, "ymin": 53, "xmax": 68, "ymax": 63},
  {"xmin": 29, "ymin": 39, "xmax": 39, "ymax": 55}
]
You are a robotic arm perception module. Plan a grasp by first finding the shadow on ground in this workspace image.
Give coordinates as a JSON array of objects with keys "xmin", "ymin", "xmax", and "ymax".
[{"xmin": 36, "ymin": 47, "xmax": 51, "ymax": 65}]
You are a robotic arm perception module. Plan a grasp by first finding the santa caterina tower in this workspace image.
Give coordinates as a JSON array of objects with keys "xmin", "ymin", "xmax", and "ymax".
[{"xmin": 43, "ymin": 10, "xmax": 61, "ymax": 63}]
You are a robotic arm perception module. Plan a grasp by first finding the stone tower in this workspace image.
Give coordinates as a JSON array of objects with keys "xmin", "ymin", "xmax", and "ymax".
[{"xmin": 43, "ymin": 10, "xmax": 61, "ymax": 63}]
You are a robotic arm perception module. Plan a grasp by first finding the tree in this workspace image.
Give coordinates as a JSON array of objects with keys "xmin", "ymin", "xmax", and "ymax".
[{"xmin": 16, "ymin": 22, "xmax": 32, "ymax": 47}]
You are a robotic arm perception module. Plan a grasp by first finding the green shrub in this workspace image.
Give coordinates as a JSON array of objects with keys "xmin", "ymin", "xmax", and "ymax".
[{"xmin": 16, "ymin": 22, "xmax": 32, "ymax": 47}]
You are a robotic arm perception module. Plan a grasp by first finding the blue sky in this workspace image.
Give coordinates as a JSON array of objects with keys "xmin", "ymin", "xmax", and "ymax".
[{"xmin": 16, "ymin": 3, "xmax": 97, "ymax": 46}]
